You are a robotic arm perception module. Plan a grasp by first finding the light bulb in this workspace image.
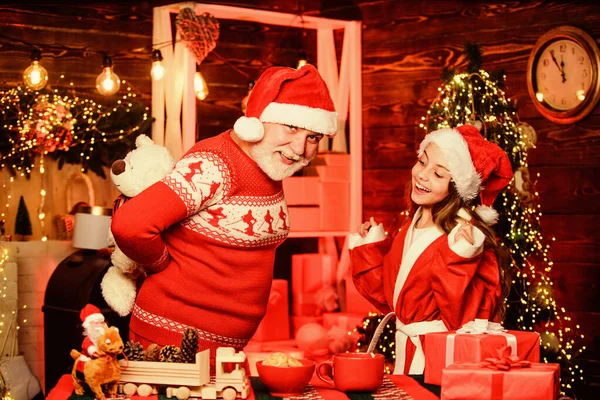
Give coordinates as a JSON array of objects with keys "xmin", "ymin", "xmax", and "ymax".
[
  {"xmin": 23, "ymin": 49, "xmax": 48, "ymax": 91},
  {"xmin": 96, "ymin": 56, "xmax": 121, "ymax": 96},
  {"xmin": 151, "ymin": 62, "xmax": 165, "ymax": 81},
  {"xmin": 296, "ymin": 50, "xmax": 308, "ymax": 69},
  {"xmin": 150, "ymin": 49, "xmax": 165, "ymax": 81},
  {"xmin": 194, "ymin": 71, "xmax": 209, "ymax": 100}
]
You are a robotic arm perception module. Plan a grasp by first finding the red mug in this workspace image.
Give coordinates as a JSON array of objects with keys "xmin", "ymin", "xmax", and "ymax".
[{"xmin": 316, "ymin": 352, "xmax": 384, "ymax": 392}]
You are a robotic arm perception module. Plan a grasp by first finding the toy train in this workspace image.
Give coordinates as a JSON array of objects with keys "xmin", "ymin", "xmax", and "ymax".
[{"xmin": 118, "ymin": 347, "xmax": 250, "ymax": 399}]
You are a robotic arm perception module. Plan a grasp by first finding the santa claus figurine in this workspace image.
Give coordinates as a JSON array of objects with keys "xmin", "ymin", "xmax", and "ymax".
[{"xmin": 74, "ymin": 304, "xmax": 108, "ymax": 377}]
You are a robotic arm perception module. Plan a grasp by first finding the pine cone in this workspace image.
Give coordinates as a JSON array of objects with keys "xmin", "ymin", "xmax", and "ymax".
[
  {"xmin": 160, "ymin": 345, "xmax": 182, "ymax": 363},
  {"xmin": 144, "ymin": 343, "xmax": 161, "ymax": 362},
  {"xmin": 180, "ymin": 327, "xmax": 199, "ymax": 363},
  {"xmin": 124, "ymin": 340, "xmax": 144, "ymax": 361}
]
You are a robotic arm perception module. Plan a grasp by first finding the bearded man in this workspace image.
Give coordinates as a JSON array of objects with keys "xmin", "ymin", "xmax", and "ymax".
[{"xmin": 111, "ymin": 64, "xmax": 337, "ymax": 355}]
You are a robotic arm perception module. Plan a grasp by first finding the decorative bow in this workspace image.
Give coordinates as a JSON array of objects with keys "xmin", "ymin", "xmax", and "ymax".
[
  {"xmin": 479, "ymin": 346, "xmax": 531, "ymax": 371},
  {"xmin": 457, "ymin": 318, "xmax": 506, "ymax": 334}
]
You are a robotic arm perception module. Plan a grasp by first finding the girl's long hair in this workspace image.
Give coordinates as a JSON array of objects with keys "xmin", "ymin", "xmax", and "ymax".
[{"xmin": 405, "ymin": 181, "xmax": 512, "ymax": 321}]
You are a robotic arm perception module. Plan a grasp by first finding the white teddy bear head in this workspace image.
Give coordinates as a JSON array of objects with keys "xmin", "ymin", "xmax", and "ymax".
[{"xmin": 110, "ymin": 134, "xmax": 175, "ymax": 197}]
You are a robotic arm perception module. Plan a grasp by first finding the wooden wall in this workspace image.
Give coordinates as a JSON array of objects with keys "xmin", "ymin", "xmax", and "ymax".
[{"xmin": 1, "ymin": 0, "xmax": 598, "ymax": 397}]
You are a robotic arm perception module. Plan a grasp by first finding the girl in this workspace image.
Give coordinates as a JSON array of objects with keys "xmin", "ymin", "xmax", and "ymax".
[{"xmin": 349, "ymin": 124, "xmax": 513, "ymax": 377}]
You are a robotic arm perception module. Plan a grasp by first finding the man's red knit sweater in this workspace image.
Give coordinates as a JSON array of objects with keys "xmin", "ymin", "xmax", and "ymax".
[{"xmin": 111, "ymin": 131, "xmax": 290, "ymax": 353}]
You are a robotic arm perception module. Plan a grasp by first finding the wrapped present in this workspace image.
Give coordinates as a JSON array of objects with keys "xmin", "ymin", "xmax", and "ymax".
[
  {"xmin": 441, "ymin": 348, "xmax": 559, "ymax": 400},
  {"xmin": 291, "ymin": 254, "xmax": 337, "ymax": 316},
  {"xmin": 342, "ymin": 275, "xmax": 380, "ymax": 314},
  {"xmin": 251, "ymin": 279, "xmax": 290, "ymax": 342},
  {"xmin": 322, "ymin": 312, "xmax": 365, "ymax": 332},
  {"xmin": 291, "ymin": 315, "xmax": 323, "ymax": 336},
  {"xmin": 288, "ymin": 206, "xmax": 320, "ymax": 231},
  {"xmin": 425, "ymin": 319, "xmax": 540, "ymax": 385},
  {"xmin": 282, "ymin": 173, "xmax": 320, "ymax": 206}
]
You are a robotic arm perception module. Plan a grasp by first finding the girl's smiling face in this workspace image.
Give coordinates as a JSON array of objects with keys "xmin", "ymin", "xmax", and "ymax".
[{"xmin": 411, "ymin": 142, "xmax": 452, "ymax": 207}]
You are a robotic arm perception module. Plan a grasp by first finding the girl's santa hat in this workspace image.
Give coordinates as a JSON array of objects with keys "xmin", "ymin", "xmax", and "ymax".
[
  {"xmin": 80, "ymin": 303, "xmax": 105, "ymax": 330},
  {"xmin": 418, "ymin": 124, "xmax": 513, "ymax": 225},
  {"xmin": 233, "ymin": 64, "xmax": 337, "ymax": 142}
]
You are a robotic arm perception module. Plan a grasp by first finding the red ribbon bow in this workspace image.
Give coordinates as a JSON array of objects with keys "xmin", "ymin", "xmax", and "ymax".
[{"xmin": 479, "ymin": 345, "xmax": 531, "ymax": 371}]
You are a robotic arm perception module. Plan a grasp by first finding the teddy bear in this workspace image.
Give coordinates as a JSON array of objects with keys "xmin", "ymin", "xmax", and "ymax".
[
  {"xmin": 70, "ymin": 325, "xmax": 124, "ymax": 400},
  {"xmin": 100, "ymin": 134, "xmax": 175, "ymax": 316}
]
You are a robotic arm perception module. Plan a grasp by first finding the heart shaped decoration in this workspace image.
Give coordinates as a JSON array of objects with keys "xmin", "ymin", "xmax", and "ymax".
[{"xmin": 176, "ymin": 8, "xmax": 220, "ymax": 64}]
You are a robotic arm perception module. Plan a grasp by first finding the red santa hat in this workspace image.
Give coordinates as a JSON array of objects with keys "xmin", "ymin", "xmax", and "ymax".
[
  {"xmin": 233, "ymin": 64, "xmax": 337, "ymax": 142},
  {"xmin": 80, "ymin": 303, "xmax": 104, "ymax": 328},
  {"xmin": 418, "ymin": 124, "xmax": 513, "ymax": 225}
]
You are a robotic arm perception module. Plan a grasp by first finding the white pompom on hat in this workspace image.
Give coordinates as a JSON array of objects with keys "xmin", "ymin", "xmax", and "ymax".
[
  {"xmin": 233, "ymin": 64, "xmax": 337, "ymax": 142},
  {"xmin": 418, "ymin": 124, "xmax": 513, "ymax": 225}
]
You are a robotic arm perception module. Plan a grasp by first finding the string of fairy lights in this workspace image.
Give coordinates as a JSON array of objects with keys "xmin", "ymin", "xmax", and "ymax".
[
  {"xmin": 0, "ymin": 243, "xmax": 29, "ymax": 400},
  {"xmin": 0, "ymin": 79, "xmax": 150, "ymax": 242}
]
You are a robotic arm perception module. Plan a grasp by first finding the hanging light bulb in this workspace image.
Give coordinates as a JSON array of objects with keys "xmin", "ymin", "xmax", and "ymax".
[
  {"xmin": 241, "ymin": 80, "xmax": 255, "ymax": 113},
  {"xmin": 296, "ymin": 50, "xmax": 308, "ymax": 69},
  {"xmin": 23, "ymin": 49, "xmax": 48, "ymax": 91},
  {"xmin": 194, "ymin": 70, "xmax": 209, "ymax": 100},
  {"xmin": 96, "ymin": 55, "xmax": 121, "ymax": 96},
  {"xmin": 150, "ymin": 49, "xmax": 165, "ymax": 81}
]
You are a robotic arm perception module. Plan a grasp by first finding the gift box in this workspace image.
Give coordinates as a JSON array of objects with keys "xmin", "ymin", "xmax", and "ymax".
[
  {"xmin": 322, "ymin": 312, "xmax": 365, "ymax": 332},
  {"xmin": 291, "ymin": 254, "xmax": 337, "ymax": 316},
  {"xmin": 288, "ymin": 206, "xmax": 320, "ymax": 231},
  {"xmin": 441, "ymin": 362, "xmax": 560, "ymax": 400},
  {"xmin": 283, "ymin": 154, "xmax": 351, "ymax": 232},
  {"xmin": 251, "ymin": 279, "xmax": 290, "ymax": 342},
  {"xmin": 425, "ymin": 324, "xmax": 540, "ymax": 385},
  {"xmin": 342, "ymin": 275, "xmax": 380, "ymax": 314},
  {"xmin": 282, "ymin": 174, "xmax": 320, "ymax": 206}
]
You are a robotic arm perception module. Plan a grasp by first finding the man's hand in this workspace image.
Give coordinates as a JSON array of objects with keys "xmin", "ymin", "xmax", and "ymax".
[
  {"xmin": 455, "ymin": 221, "xmax": 474, "ymax": 245},
  {"xmin": 358, "ymin": 217, "xmax": 378, "ymax": 238}
]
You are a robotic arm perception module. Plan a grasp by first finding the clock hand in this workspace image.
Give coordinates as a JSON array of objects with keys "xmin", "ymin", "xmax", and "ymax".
[
  {"xmin": 560, "ymin": 54, "xmax": 566, "ymax": 82},
  {"xmin": 550, "ymin": 50, "xmax": 566, "ymax": 82}
]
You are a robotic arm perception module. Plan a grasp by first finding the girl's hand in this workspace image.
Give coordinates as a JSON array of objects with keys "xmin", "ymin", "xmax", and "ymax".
[
  {"xmin": 455, "ymin": 220, "xmax": 474, "ymax": 245},
  {"xmin": 358, "ymin": 217, "xmax": 378, "ymax": 238}
]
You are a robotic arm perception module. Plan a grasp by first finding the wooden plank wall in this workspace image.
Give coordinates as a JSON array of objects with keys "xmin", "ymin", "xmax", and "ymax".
[
  {"xmin": 317, "ymin": 0, "xmax": 599, "ymax": 397},
  {"xmin": 1, "ymin": 0, "xmax": 598, "ymax": 397}
]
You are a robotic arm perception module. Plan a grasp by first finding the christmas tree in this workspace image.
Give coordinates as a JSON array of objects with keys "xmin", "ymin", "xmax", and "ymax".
[
  {"xmin": 14, "ymin": 195, "xmax": 32, "ymax": 237},
  {"xmin": 358, "ymin": 44, "xmax": 585, "ymax": 398}
]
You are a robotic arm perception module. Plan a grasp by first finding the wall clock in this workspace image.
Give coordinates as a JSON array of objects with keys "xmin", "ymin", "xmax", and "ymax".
[{"xmin": 527, "ymin": 25, "xmax": 600, "ymax": 124}]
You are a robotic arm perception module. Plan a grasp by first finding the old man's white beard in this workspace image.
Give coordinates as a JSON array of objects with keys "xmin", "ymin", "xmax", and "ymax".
[
  {"xmin": 85, "ymin": 326, "xmax": 104, "ymax": 345},
  {"xmin": 251, "ymin": 144, "xmax": 312, "ymax": 181}
]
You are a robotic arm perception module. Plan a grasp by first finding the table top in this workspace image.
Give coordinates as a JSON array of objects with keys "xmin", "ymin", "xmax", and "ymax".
[{"xmin": 47, "ymin": 373, "xmax": 439, "ymax": 400}]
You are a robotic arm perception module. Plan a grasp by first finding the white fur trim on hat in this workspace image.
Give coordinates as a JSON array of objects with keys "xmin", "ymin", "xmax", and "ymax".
[
  {"xmin": 233, "ymin": 116, "xmax": 265, "ymax": 142},
  {"xmin": 260, "ymin": 102, "xmax": 338, "ymax": 136},
  {"xmin": 475, "ymin": 204, "xmax": 499, "ymax": 225},
  {"xmin": 418, "ymin": 128, "xmax": 481, "ymax": 201}
]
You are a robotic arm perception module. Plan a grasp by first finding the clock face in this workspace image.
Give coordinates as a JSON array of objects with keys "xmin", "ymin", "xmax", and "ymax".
[{"xmin": 535, "ymin": 39, "xmax": 593, "ymax": 111}]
